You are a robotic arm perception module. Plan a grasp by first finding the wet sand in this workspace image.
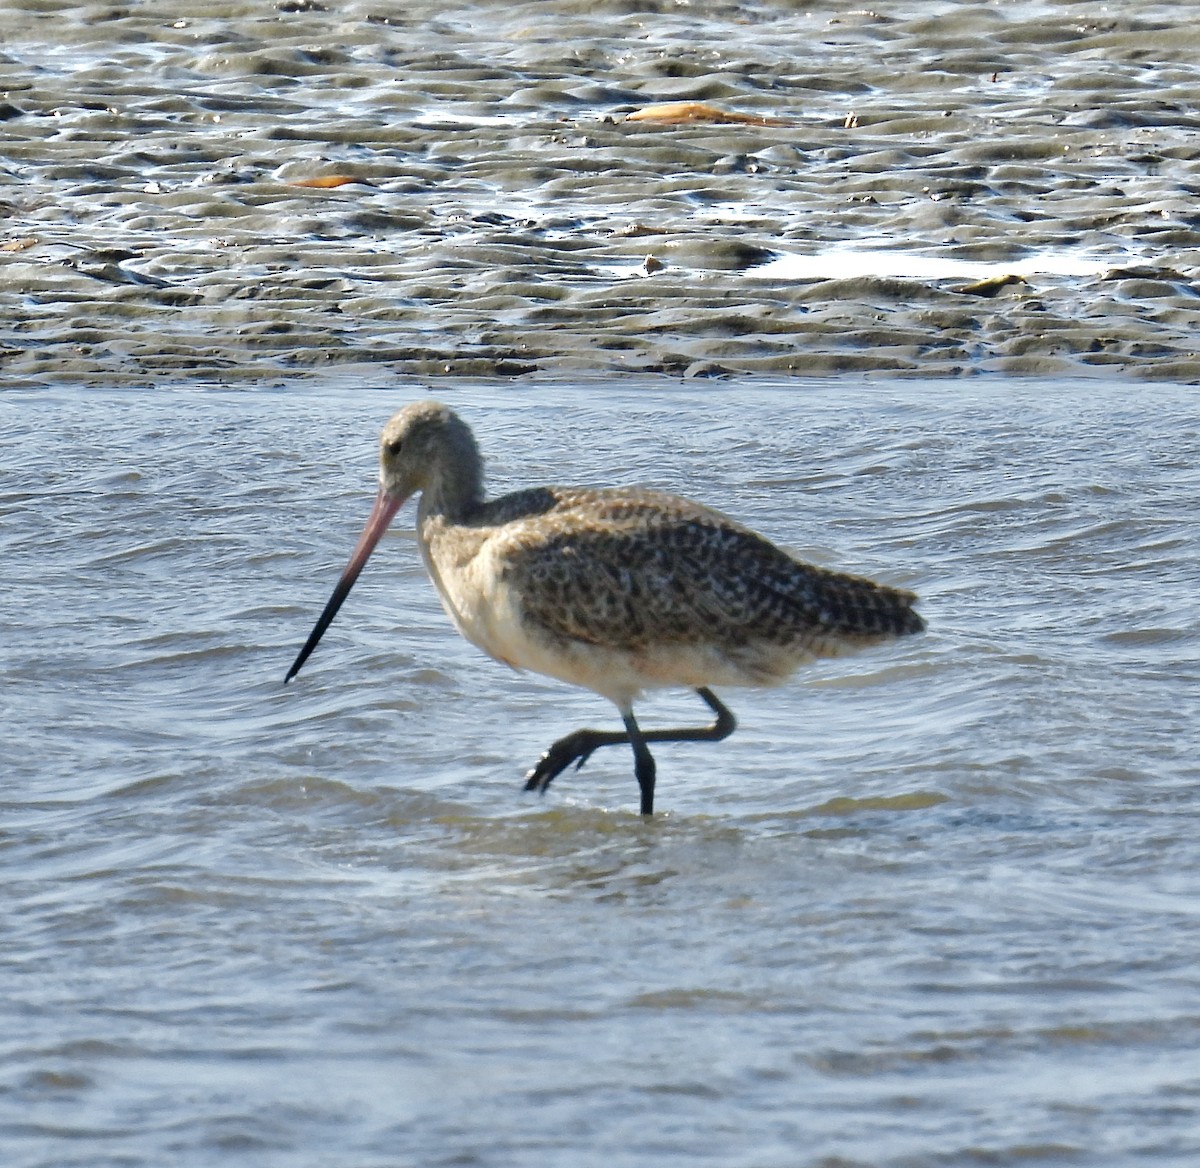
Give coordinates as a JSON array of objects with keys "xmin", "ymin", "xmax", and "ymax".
[{"xmin": 3, "ymin": 0, "xmax": 1200, "ymax": 384}]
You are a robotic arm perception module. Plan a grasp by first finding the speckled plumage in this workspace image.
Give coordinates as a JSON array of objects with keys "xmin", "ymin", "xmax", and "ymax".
[
  {"xmin": 419, "ymin": 483, "xmax": 922, "ymax": 698},
  {"xmin": 287, "ymin": 400, "xmax": 926, "ymax": 815},
  {"xmin": 495, "ymin": 488, "xmax": 919, "ymax": 657}
]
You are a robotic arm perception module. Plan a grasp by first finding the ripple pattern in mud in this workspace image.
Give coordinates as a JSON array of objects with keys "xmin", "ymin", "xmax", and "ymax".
[{"xmin": 2, "ymin": 1, "xmax": 1200, "ymax": 382}]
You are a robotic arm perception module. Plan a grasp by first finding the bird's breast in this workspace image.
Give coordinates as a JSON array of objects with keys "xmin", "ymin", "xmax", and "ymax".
[{"xmin": 419, "ymin": 527, "xmax": 496, "ymax": 648}]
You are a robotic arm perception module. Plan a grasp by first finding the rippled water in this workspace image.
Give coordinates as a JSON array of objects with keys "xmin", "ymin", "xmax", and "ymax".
[
  {"xmin": 4, "ymin": 1, "xmax": 1200, "ymax": 1163},
  {"xmin": 3, "ymin": 0, "xmax": 1200, "ymax": 382},
  {"xmin": 3, "ymin": 378, "xmax": 1198, "ymax": 1166}
]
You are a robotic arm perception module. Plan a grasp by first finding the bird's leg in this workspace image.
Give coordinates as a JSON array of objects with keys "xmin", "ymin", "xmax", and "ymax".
[
  {"xmin": 522, "ymin": 726, "xmax": 632, "ymax": 794},
  {"xmin": 638, "ymin": 687, "xmax": 737, "ymax": 748},
  {"xmin": 622, "ymin": 709, "xmax": 657, "ymax": 816},
  {"xmin": 522, "ymin": 688, "xmax": 737, "ymax": 807}
]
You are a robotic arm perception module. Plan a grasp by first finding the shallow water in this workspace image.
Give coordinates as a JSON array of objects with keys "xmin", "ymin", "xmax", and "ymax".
[
  {"xmin": 3, "ymin": 0, "xmax": 1200, "ymax": 382},
  {"xmin": 3, "ymin": 378, "xmax": 1198, "ymax": 1167}
]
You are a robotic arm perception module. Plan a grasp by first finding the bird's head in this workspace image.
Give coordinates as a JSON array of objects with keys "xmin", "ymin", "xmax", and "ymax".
[
  {"xmin": 284, "ymin": 399, "xmax": 481, "ymax": 683},
  {"xmin": 378, "ymin": 400, "xmax": 481, "ymax": 514}
]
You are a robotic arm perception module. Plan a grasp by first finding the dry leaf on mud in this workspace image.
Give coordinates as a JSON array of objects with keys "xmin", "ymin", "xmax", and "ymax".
[
  {"xmin": 953, "ymin": 274, "xmax": 1025, "ymax": 297},
  {"xmin": 625, "ymin": 101, "xmax": 789, "ymax": 126},
  {"xmin": 287, "ymin": 175, "xmax": 372, "ymax": 189}
]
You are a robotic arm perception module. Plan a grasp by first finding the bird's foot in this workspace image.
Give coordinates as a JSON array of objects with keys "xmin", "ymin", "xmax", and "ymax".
[{"xmin": 523, "ymin": 730, "xmax": 602, "ymax": 795}]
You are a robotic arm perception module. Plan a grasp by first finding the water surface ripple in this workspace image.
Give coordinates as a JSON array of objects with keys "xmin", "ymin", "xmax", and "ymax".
[{"xmin": 2, "ymin": 380, "xmax": 1198, "ymax": 1166}]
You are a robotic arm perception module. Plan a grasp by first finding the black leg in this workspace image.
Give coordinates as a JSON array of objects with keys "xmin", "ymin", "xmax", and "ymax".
[
  {"xmin": 622, "ymin": 710, "xmax": 656, "ymax": 816},
  {"xmin": 522, "ymin": 687, "xmax": 738, "ymax": 808},
  {"xmin": 521, "ymin": 726, "xmax": 632, "ymax": 793}
]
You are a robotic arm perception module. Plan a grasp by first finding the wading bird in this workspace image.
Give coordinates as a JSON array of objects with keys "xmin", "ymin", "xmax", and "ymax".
[{"xmin": 286, "ymin": 401, "xmax": 925, "ymax": 815}]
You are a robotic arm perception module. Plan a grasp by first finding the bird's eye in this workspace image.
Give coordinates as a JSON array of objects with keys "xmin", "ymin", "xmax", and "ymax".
[{"xmin": 386, "ymin": 439, "xmax": 403, "ymax": 456}]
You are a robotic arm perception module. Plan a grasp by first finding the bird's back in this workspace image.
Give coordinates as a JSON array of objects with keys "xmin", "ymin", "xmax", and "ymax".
[{"xmin": 474, "ymin": 486, "xmax": 923, "ymax": 686}]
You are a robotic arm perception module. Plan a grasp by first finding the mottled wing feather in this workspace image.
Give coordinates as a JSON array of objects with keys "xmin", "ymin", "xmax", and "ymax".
[{"xmin": 493, "ymin": 487, "xmax": 922, "ymax": 655}]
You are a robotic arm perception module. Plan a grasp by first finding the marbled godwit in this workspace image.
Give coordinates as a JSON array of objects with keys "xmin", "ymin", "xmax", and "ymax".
[{"xmin": 286, "ymin": 401, "xmax": 925, "ymax": 815}]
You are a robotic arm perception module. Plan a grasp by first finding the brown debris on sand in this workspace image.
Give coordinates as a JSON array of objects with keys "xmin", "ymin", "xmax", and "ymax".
[{"xmin": 624, "ymin": 101, "xmax": 790, "ymax": 127}]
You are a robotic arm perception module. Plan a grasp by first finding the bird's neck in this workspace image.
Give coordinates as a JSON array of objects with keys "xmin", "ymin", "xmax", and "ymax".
[{"xmin": 418, "ymin": 448, "xmax": 486, "ymax": 526}]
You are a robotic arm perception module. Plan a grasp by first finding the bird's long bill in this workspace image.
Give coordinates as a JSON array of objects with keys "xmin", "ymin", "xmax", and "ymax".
[{"xmin": 284, "ymin": 487, "xmax": 404, "ymax": 683}]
